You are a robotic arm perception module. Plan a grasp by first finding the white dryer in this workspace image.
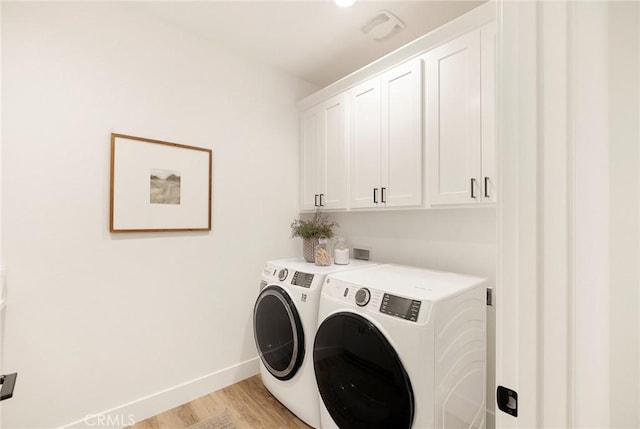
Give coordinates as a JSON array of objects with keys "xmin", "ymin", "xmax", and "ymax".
[
  {"xmin": 313, "ymin": 264, "xmax": 487, "ymax": 429},
  {"xmin": 253, "ymin": 258, "xmax": 376, "ymax": 429}
]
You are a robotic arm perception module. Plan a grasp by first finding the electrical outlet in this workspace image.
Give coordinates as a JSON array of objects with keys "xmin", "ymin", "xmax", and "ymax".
[{"xmin": 352, "ymin": 247, "xmax": 371, "ymax": 261}]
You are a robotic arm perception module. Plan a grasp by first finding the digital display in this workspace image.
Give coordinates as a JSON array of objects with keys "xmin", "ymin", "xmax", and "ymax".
[
  {"xmin": 384, "ymin": 295, "xmax": 413, "ymax": 315},
  {"xmin": 291, "ymin": 271, "xmax": 314, "ymax": 288},
  {"xmin": 380, "ymin": 293, "xmax": 421, "ymax": 321}
]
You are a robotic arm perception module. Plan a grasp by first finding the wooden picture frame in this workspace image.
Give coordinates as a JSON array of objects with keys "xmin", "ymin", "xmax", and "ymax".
[{"xmin": 110, "ymin": 133, "xmax": 212, "ymax": 232}]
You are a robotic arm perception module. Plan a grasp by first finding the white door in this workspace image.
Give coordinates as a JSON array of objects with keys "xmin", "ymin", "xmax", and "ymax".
[
  {"xmin": 349, "ymin": 77, "xmax": 382, "ymax": 209},
  {"xmin": 300, "ymin": 107, "xmax": 320, "ymax": 211},
  {"xmin": 319, "ymin": 94, "xmax": 348, "ymax": 210},
  {"xmin": 301, "ymin": 95, "xmax": 349, "ymax": 211},
  {"xmin": 380, "ymin": 58, "xmax": 423, "ymax": 207},
  {"xmin": 425, "ymin": 30, "xmax": 481, "ymax": 206}
]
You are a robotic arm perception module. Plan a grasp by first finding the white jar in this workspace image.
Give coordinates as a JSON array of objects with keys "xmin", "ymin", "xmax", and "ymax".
[{"xmin": 334, "ymin": 237, "xmax": 349, "ymax": 265}]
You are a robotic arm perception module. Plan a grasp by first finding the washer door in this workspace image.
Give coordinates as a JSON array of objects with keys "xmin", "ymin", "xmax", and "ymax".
[
  {"xmin": 253, "ymin": 285, "xmax": 305, "ymax": 381},
  {"xmin": 314, "ymin": 312, "xmax": 414, "ymax": 429}
]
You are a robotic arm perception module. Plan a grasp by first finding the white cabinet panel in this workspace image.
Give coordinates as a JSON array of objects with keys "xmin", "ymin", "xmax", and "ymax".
[
  {"xmin": 300, "ymin": 94, "xmax": 348, "ymax": 211},
  {"xmin": 382, "ymin": 59, "xmax": 423, "ymax": 207},
  {"xmin": 425, "ymin": 31, "xmax": 481, "ymax": 205},
  {"xmin": 349, "ymin": 78, "xmax": 382, "ymax": 209},
  {"xmin": 322, "ymin": 99, "xmax": 348, "ymax": 209},
  {"xmin": 300, "ymin": 109, "xmax": 320, "ymax": 211},
  {"xmin": 424, "ymin": 23, "xmax": 495, "ymax": 207},
  {"xmin": 349, "ymin": 58, "xmax": 422, "ymax": 209}
]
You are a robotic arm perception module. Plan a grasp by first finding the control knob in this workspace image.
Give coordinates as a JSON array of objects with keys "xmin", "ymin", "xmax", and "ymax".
[
  {"xmin": 355, "ymin": 288, "xmax": 371, "ymax": 307},
  {"xmin": 278, "ymin": 268, "xmax": 288, "ymax": 281}
]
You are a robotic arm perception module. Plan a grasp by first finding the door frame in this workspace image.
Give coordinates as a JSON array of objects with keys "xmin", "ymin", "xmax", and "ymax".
[
  {"xmin": 495, "ymin": 1, "xmax": 540, "ymax": 426},
  {"xmin": 496, "ymin": 1, "xmax": 612, "ymax": 427}
]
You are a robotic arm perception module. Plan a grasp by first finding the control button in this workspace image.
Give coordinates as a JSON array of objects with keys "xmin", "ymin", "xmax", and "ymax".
[
  {"xmin": 343, "ymin": 288, "xmax": 349, "ymax": 298},
  {"xmin": 278, "ymin": 269, "xmax": 288, "ymax": 281},
  {"xmin": 355, "ymin": 288, "xmax": 371, "ymax": 307}
]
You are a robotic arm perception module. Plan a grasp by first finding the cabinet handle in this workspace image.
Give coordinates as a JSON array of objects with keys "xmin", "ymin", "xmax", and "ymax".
[
  {"xmin": 381, "ymin": 187, "xmax": 386, "ymax": 203},
  {"xmin": 319, "ymin": 194, "xmax": 324, "ymax": 207},
  {"xmin": 373, "ymin": 188, "xmax": 379, "ymax": 204},
  {"xmin": 470, "ymin": 178, "xmax": 477, "ymax": 199},
  {"xmin": 314, "ymin": 194, "xmax": 319, "ymax": 207},
  {"xmin": 484, "ymin": 177, "xmax": 490, "ymax": 198}
]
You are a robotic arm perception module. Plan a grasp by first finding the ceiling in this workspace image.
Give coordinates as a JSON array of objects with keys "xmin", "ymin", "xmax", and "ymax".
[{"xmin": 126, "ymin": 0, "xmax": 485, "ymax": 88}]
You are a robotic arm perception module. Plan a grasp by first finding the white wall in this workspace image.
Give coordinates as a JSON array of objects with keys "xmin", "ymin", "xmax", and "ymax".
[
  {"xmin": 327, "ymin": 208, "xmax": 497, "ymax": 427},
  {"xmin": 1, "ymin": 2, "xmax": 316, "ymax": 427},
  {"xmin": 609, "ymin": 2, "xmax": 640, "ymax": 427}
]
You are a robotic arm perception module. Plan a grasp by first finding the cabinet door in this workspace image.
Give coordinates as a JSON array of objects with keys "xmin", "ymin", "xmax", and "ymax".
[
  {"xmin": 425, "ymin": 30, "xmax": 481, "ymax": 205},
  {"xmin": 349, "ymin": 77, "xmax": 382, "ymax": 209},
  {"xmin": 300, "ymin": 107, "xmax": 320, "ymax": 211},
  {"xmin": 381, "ymin": 58, "xmax": 423, "ymax": 207},
  {"xmin": 300, "ymin": 95, "xmax": 349, "ymax": 211},
  {"xmin": 480, "ymin": 22, "xmax": 497, "ymax": 203},
  {"xmin": 320, "ymin": 94, "xmax": 348, "ymax": 210}
]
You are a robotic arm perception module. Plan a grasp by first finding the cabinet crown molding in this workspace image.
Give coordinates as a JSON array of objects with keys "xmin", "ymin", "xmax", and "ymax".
[{"xmin": 296, "ymin": 1, "xmax": 496, "ymax": 111}]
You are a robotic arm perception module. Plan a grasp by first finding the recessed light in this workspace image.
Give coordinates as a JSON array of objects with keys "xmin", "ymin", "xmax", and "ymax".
[{"xmin": 334, "ymin": 0, "xmax": 356, "ymax": 8}]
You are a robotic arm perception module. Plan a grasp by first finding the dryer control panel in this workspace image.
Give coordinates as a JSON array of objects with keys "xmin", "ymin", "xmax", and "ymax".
[
  {"xmin": 380, "ymin": 294, "xmax": 421, "ymax": 322},
  {"xmin": 323, "ymin": 278, "xmax": 429, "ymax": 323}
]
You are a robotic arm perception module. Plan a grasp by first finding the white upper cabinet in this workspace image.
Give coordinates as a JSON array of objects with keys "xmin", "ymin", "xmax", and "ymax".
[
  {"xmin": 300, "ymin": 107, "xmax": 320, "ymax": 211},
  {"xmin": 349, "ymin": 58, "xmax": 423, "ymax": 209},
  {"xmin": 381, "ymin": 59, "xmax": 423, "ymax": 207},
  {"xmin": 424, "ymin": 22, "xmax": 496, "ymax": 206},
  {"xmin": 300, "ymin": 94, "xmax": 348, "ymax": 211},
  {"xmin": 298, "ymin": 13, "xmax": 496, "ymax": 212},
  {"xmin": 349, "ymin": 77, "xmax": 382, "ymax": 209}
]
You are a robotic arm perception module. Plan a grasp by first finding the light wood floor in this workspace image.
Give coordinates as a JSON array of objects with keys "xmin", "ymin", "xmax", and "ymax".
[{"xmin": 129, "ymin": 375, "xmax": 312, "ymax": 429}]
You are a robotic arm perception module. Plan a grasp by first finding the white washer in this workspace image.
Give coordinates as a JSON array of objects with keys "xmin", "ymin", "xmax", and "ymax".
[
  {"xmin": 253, "ymin": 258, "xmax": 377, "ymax": 429},
  {"xmin": 314, "ymin": 264, "xmax": 487, "ymax": 429}
]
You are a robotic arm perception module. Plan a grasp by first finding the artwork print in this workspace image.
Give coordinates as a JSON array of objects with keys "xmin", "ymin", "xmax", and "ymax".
[{"xmin": 150, "ymin": 169, "xmax": 181, "ymax": 205}]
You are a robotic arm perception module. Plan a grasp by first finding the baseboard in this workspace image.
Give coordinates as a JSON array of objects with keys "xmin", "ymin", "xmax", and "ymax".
[{"xmin": 60, "ymin": 357, "xmax": 260, "ymax": 429}]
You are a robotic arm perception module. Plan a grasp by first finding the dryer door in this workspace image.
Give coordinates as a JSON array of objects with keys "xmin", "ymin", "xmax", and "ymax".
[
  {"xmin": 314, "ymin": 312, "xmax": 414, "ymax": 429},
  {"xmin": 253, "ymin": 285, "xmax": 305, "ymax": 381}
]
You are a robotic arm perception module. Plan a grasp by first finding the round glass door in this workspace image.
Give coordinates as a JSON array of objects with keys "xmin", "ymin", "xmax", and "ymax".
[
  {"xmin": 253, "ymin": 285, "xmax": 305, "ymax": 380},
  {"xmin": 313, "ymin": 312, "xmax": 414, "ymax": 429}
]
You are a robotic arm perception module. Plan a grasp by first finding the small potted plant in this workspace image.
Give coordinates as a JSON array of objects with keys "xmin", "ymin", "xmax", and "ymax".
[{"xmin": 290, "ymin": 211, "xmax": 339, "ymax": 263}]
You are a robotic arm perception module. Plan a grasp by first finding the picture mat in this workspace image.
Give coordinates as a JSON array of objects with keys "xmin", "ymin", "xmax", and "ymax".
[{"xmin": 112, "ymin": 136, "xmax": 210, "ymax": 230}]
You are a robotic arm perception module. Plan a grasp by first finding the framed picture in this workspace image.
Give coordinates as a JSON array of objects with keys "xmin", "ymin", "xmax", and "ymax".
[{"xmin": 110, "ymin": 133, "xmax": 212, "ymax": 232}]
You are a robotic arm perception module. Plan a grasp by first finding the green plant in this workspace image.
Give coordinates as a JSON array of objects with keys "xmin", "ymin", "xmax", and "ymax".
[{"xmin": 290, "ymin": 210, "xmax": 339, "ymax": 240}]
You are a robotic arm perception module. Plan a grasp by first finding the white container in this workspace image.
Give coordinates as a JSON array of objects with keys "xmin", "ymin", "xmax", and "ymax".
[{"xmin": 334, "ymin": 237, "xmax": 349, "ymax": 265}]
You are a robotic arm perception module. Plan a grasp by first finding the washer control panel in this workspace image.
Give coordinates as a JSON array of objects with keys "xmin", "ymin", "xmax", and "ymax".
[{"xmin": 291, "ymin": 271, "xmax": 314, "ymax": 288}]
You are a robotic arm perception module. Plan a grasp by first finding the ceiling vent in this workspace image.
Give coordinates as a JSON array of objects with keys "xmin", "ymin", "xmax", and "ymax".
[{"xmin": 360, "ymin": 10, "xmax": 405, "ymax": 41}]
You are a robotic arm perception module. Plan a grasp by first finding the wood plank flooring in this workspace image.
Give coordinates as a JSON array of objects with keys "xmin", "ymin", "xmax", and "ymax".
[{"xmin": 129, "ymin": 375, "xmax": 312, "ymax": 429}]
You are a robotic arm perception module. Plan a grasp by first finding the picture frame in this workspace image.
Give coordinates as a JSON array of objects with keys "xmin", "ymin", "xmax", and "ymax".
[{"xmin": 110, "ymin": 133, "xmax": 212, "ymax": 232}]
